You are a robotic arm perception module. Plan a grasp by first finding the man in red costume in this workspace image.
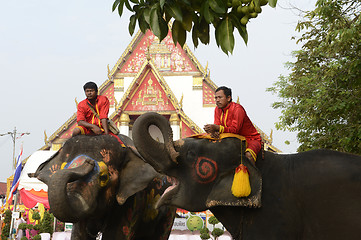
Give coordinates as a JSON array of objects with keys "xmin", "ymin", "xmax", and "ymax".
[
  {"xmin": 72, "ymin": 82, "xmax": 110, "ymax": 136},
  {"xmin": 204, "ymin": 86, "xmax": 262, "ymax": 163}
]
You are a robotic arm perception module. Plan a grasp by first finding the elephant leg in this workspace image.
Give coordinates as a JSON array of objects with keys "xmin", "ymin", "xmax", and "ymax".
[{"xmin": 71, "ymin": 221, "xmax": 98, "ymax": 240}]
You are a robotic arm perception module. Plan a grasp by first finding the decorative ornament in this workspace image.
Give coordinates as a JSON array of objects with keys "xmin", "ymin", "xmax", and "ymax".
[
  {"xmin": 231, "ymin": 164, "xmax": 251, "ymax": 197},
  {"xmin": 186, "ymin": 215, "xmax": 204, "ymax": 232},
  {"xmin": 44, "ymin": 130, "xmax": 48, "ymax": 144}
]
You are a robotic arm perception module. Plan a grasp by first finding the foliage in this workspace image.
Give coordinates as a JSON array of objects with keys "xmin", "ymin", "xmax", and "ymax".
[
  {"xmin": 112, "ymin": 0, "xmax": 277, "ymax": 54},
  {"xmin": 3, "ymin": 210, "xmax": 11, "ymax": 223},
  {"xmin": 267, "ymin": 0, "xmax": 361, "ymax": 153},
  {"xmin": 211, "ymin": 228, "xmax": 224, "ymax": 238},
  {"xmin": 1, "ymin": 210, "xmax": 12, "ymax": 240},
  {"xmin": 33, "ymin": 224, "xmax": 40, "ymax": 231},
  {"xmin": 20, "ymin": 236, "xmax": 28, "ymax": 240},
  {"xmin": 200, "ymin": 227, "xmax": 210, "ymax": 239},
  {"xmin": 18, "ymin": 223, "xmax": 28, "ymax": 230},
  {"xmin": 55, "ymin": 219, "xmax": 65, "ymax": 232},
  {"xmin": 31, "ymin": 211, "xmax": 40, "ymax": 221},
  {"xmin": 32, "ymin": 235, "xmax": 41, "ymax": 240},
  {"xmin": 199, "ymin": 216, "xmax": 224, "ymax": 240},
  {"xmin": 26, "ymin": 224, "xmax": 34, "ymax": 230},
  {"xmin": 39, "ymin": 211, "xmax": 54, "ymax": 235},
  {"xmin": 208, "ymin": 216, "xmax": 219, "ymax": 225}
]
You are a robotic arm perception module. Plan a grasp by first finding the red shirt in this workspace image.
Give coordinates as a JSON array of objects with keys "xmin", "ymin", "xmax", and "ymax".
[
  {"xmin": 77, "ymin": 95, "xmax": 110, "ymax": 128},
  {"xmin": 214, "ymin": 101, "xmax": 261, "ymax": 142}
]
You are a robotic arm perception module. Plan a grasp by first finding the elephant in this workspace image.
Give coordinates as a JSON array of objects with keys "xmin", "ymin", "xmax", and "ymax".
[
  {"xmin": 31, "ymin": 134, "xmax": 176, "ymax": 240},
  {"xmin": 132, "ymin": 112, "xmax": 361, "ymax": 240}
]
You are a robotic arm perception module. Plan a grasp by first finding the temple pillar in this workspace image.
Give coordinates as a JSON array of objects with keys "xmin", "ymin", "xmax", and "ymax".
[
  {"xmin": 119, "ymin": 113, "xmax": 130, "ymax": 137},
  {"xmin": 170, "ymin": 113, "xmax": 180, "ymax": 141}
]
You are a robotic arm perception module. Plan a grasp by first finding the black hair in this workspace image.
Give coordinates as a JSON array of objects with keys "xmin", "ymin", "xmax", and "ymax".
[
  {"xmin": 83, "ymin": 82, "xmax": 98, "ymax": 92},
  {"xmin": 216, "ymin": 86, "xmax": 232, "ymax": 100}
]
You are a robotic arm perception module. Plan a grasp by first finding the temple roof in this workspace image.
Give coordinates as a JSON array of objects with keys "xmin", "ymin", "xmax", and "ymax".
[{"xmin": 39, "ymin": 28, "xmax": 280, "ymax": 153}]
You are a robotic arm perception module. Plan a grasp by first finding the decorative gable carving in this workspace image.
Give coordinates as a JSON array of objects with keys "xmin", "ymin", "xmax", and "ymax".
[
  {"xmin": 115, "ymin": 31, "xmax": 199, "ymax": 75},
  {"xmin": 124, "ymin": 68, "xmax": 176, "ymax": 112}
]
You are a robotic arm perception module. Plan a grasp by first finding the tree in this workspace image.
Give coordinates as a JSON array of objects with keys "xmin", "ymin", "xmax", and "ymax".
[
  {"xmin": 267, "ymin": 0, "xmax": 361, "ymax": 154},
  {"xmin": 1, "ymin": 210, "xmax": 11, "ymax": 240},
  {"xmin": 112, "ymin": 0, "xmax": 277, "ymax": 54},
  {"xmin": 199, "ymin": 216, "xmax": 224, "ymax": 240},
  {"xmin": 39, "ymin": 211, "xmax": 54, "ymax": 235}
]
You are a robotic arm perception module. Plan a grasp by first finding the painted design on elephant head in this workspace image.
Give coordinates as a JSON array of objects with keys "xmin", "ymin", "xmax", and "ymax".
[
  {"xmin": 61, "ymin": 155, "xmax": 107, "ymax": 184},
  {"xmin": 193, "ymin": 157, "xmax": 218, "ymax": 184},
  {"xmin": 67, "ymin": 155, "xmax": 88, "ymax": 169},
  {"xmin": 49, "ymin": 164, "xmax": 60, "ymax": 176},
  {"xmin": 100, "ymin": 149, "xmax": 111, "ymax": 163},
  {"xmin": 143, "ymin": 188, "xmax": 160, "ymax": 222},
  {"xmin": 98, "ymin": 161, "xmax": 109, "ymax": 187}
]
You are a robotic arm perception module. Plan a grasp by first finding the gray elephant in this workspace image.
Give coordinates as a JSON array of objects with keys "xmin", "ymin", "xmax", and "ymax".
[
  {"xmin": 31, "ymin": 134, "xmax": 175, "ymax": 240},
  {"xmin": 132, "ymin": 112, "xmax": 361, "ymax": 240}
]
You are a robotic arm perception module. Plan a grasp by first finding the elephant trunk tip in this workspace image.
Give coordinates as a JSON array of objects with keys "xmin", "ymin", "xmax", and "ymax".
[{"xmin": 28, "ymin": 173, "xmax": 36, "ymax": 178}]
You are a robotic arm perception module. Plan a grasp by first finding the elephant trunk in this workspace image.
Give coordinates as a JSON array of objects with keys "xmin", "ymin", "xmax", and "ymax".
[
  {"xmin": 48, "ymin": 159, "xmax": 96, "ymax": 222},
  {"xmin": 132, "ymin": 112, "xmax": 178, "ymax": 173}
]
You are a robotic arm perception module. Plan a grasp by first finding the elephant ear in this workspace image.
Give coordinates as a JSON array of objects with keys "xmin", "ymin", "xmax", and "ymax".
[
  {"xmin": 116, "ymin": 149, "xmax": 160, "ymax": 205},
  {"xmin": 206, "ymin": 157, "xmax": 262, "ymax": 208}
]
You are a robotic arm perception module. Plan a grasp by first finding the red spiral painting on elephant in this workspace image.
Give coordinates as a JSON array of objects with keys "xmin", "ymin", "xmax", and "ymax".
[{"xmin": 193, "ymin": 157, "xmax": 218, "ymax": 184}]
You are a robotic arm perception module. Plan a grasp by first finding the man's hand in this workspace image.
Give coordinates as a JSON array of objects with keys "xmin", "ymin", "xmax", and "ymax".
[
  {"xmin": 101, "ymin": 118, "xmax": 109, "ymax": 135},
  {"xmin": 245, "ymin": 152, "xmax": 256, "ymax": 167},
  {"xmin": 204, "ymin": 124, "xmax": 219, "ymax": 134},
  {"xmin": 91, "ymin": 125, "xmax": 103, "ymax": 135}
]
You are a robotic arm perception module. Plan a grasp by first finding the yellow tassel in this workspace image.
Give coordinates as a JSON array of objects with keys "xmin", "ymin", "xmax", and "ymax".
[{"xmin": 231, "ymin": 164, "xmax": 251, "ymax": 197}]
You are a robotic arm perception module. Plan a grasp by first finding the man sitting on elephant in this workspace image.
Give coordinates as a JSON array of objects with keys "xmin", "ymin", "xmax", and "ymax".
[
  {"xmin": 72, "ymin": 81, "xmax": 110, "ymax": 136},
  {"xmin": 204, "ymin": 86, "xmax": 262, "ymax": 163}
]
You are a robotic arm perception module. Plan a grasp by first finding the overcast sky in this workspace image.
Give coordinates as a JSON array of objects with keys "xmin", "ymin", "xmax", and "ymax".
[{"xmin": 0, "ymin": 0, "xmax": 316, "ymax": 182}]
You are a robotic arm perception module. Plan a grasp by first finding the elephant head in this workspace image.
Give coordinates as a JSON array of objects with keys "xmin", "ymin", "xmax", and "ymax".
[
  {"xmin": 132, "ymin": 112, "xmax": 262, "ymax": 212},
  {"xmin": 32, "ymin": 134, "xmax": 159, "ymax": 223}
]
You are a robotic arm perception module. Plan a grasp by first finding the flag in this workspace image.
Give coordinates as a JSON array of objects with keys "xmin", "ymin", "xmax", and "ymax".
[
  {"xmin": 16, "ymin": 133, "xmax": 26, "ymax": 139},
  {"xmin": 6, "ymin": 144, "xmax": 23, "ymax": 205}
]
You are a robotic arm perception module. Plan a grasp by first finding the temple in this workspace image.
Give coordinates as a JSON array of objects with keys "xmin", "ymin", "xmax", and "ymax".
[{"xmin": 40, "ymin": 29, "xmax": 279, "ymax": 152}]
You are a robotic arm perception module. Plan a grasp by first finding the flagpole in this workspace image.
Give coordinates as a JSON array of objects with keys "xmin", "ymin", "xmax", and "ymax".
[
  {"xmin": 0, "ymin": 127, "xmax": 30, "ymax": 169},
  {"xmin": 9, "ymin": 193, "xmax": 18, "ymax": 239}
]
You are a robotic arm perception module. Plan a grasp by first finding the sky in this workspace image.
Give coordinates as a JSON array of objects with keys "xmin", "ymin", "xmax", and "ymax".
[{"xmin": 0, "ymin": 0, "xmax": 316, "ymax": 182}]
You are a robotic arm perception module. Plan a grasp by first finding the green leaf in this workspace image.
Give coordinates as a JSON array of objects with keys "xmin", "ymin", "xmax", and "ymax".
[
  {"xmin": 165, "ymin": 11, "xmax": 172, "ymax": 23},
  {"xmin": 215, "ymin": 23, "xmax": 221, "ymax": 47},
  {"xmin": 192, "ymin": 25, "xmax": 199, "ymax": 48},
  {"xmin": 218, "ymin": 16, "xmax": 234, "ymax": 54},
  {"xmin": 268, "ymin": 0, "xmax": 277, "ymax": 8},
  {"xmin": 164, "ymin": 2, "xmax": 183, "ymax": 22},
  {"xmin": 124, "ymin": 0, "xmax": 132, "ymax": 11},
  {"xmin": 229, "ymin": 12, "xmax": 248, "ymax": 45},
  {"xmin": 112, "ymin": 0, "xmax": 120, "ymax": 12},
  {"xmin": 129, "ymin": 15, "xmax": 137, "ymax": 35},
  {"xmin": 150, "ymin": 7, "xmax": 161, "ymax": 38},
  {"xmin": 198, "ymin": 18, "xmax": 210, "ymax": 44},
  {"xmin": 209, "ymin": 0, "xmax": 227, "ymax": 14},
  {"xmin": 129, "ymin": 0, "xmax": 139, "ymax": 3},
  {"xmin": 201, "ymin": 1, "xmax": 213, "ymax": 24},
  {"xmin": 118, "ymin": 0, "xmax": 125, "ymax": 17},
  {"xmin": 160, "ymin": 0, "xmax": 166, "ymax": 10},
  {"xmin": 181, "ymin": 11, "xmax": 193, "ymax": 32},
  {"xmin": 181, "ymin": 0, "xmax": 191, "ymax": 6},
  {"xmin": 159, "ymin": 17, "xmax": 169, "ymax": 41},
  {"xmin": 172, "ymin": 20, "xmax": 186, "ymax": 47},
  {"xmin": 138, "ymin": 15, "xmax": 149, "ymax": 33},
  {"xmin": 144, "ymin": 8, "xmax": 151, "ymax": 24},
  {"xmin": 253, "ymin": 0, "xmax": 261, "ymax": 8}
]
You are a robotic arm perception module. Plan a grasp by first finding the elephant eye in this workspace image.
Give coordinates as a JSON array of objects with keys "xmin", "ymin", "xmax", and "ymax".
[
  {"xmin": 98, "ymin": 173, "xmax": 109, "ymax": 187},
  {"xmin": 186, "ymin": 150, "xmax": 196, "ymax": 162},
  {"xmin": 99, "ymin": 175, "xmax": 107, "ymax": 181}
]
